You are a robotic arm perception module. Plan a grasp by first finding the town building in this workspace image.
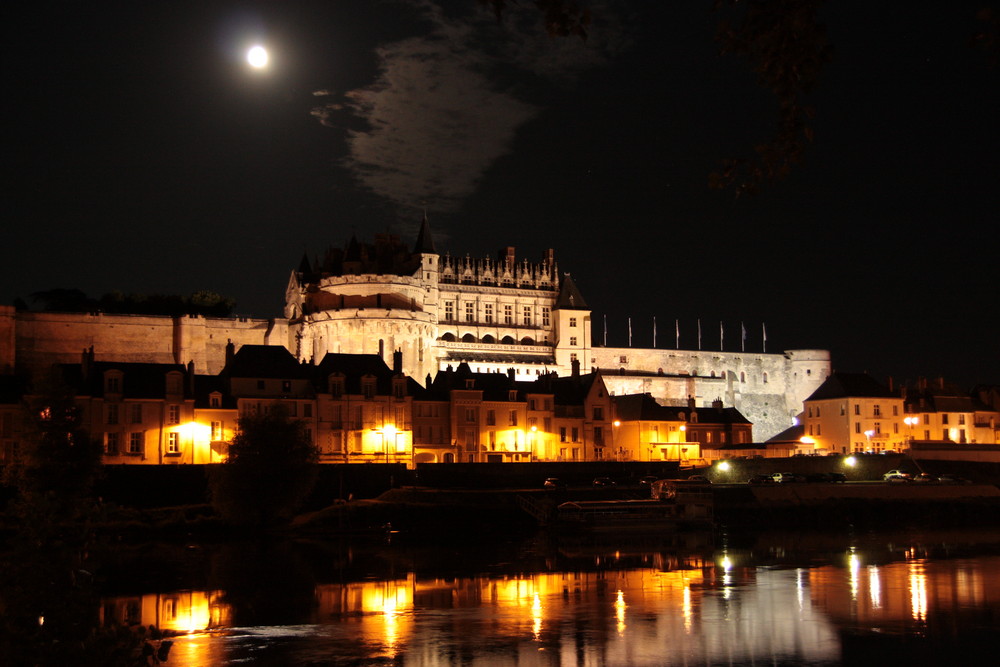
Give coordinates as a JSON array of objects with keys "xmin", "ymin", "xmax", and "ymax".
[
  {"xmin": 902, "ymin": 378, "xmax": 999, "ymax": 445},
  {"xmin": 801, "ymin": 372, "xmax": 907, "ymax": 454}
]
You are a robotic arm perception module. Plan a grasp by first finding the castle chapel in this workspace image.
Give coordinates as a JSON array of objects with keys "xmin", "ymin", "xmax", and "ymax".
[{"xmin": 0, "ymin": 217, "xmax": 830, "ymax": 439}]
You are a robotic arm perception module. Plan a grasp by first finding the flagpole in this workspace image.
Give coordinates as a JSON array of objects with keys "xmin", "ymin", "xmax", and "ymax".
[
  {"xmin": 762, "ymin": 322, "xmax": 767, "ymax": 353},
  {"xmin": 675, "ymin": 319, "xmax": 679, "ymax": 350},
  {"xmin": 697, "ymin": 319, "xmax": 701, "ymax": 351},
  {"xmin": 653, "ymin": 316, "xmax": 657, "ymax": 348},
  {"xmin": 603, "ymin": 314, "xmax": 607, "ymax": 347},
  {"xmin": 628, "ymin": 317, "xmax": 632, "ymax": 347},
  {"xmin": 741, "ymin": 321, "xmax": 746, "ymax": 353},
  {"xmin": 719, "ymin": 321, "xmax": 723, "ymax": 351}
]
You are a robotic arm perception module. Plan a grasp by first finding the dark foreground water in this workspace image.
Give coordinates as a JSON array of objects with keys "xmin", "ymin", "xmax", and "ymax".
[{"xmin": 80, "ymin": 526, "xmax": 1000, "ymax": 666}]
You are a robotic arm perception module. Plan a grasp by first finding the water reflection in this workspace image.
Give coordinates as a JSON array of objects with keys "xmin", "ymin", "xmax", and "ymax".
[{"xmin": 85, "ymin": 529, "xmax": 1000, "ymax": 665}]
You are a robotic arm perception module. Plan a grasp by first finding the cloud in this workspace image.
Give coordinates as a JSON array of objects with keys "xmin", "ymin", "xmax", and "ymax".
[{"xmin": 321, "ymin": 1, "xmax": 625, "ymax": 223}]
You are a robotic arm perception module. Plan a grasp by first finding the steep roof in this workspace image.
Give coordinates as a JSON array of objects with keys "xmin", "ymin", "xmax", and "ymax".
[
  {"xmin": 555, "ymin": 273, "xmax": 588, "ymax": 310},
  {"xmin": 413, "ymin": 213, "xmax": 436, "ymax": 254},
  {"xmin": 56, "ymin": 361, "xmax": 190, "ymax": 399},
  {"xmin": 805, "ymin": 372, "xmax": 897, "ymax": 401},
  {"xmin": 223, "ymin": 345, "xmax": 310, "ymax": 379}
]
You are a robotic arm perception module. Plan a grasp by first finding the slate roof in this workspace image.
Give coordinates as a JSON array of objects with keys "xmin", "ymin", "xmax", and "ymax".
[
  {"xmin": 313, "ymin": 352, "xmax": 417, "ymax": 395},
  {"xmin": 804, "ymin": 372, "xmax": 897, "ymax": 401},
  {"xmin": 555, "ymin": 273, "xmax": 588, "ymax": 310},
  {"xmin": 222, "ymin": 345, "xmax": 311, "ymax": 379},
  {"xmin": 57, "ymin": 361, "xmax": 191, "ymax": 399}
]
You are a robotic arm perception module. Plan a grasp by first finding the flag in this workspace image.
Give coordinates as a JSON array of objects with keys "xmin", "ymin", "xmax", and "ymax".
[
  {"xmin": 675, "ymin": 319, "xmax": 679, "ymax": 349},
  {"xmin": 741, "ymin": 322, "xmax": 747, "ymax": 352},
  {"xmin": 697, "ymin": 319, "xmax": 702, "ymax": 350},
  {"xmin": 653, "ymin": 316, "xmax": 657, "ymax": 348},
  {"xmin": 719, "ymin": 321, "xmax": 724, "ymax": 351},
  {"xmin": 762, "ymin": 322, "xmax": 767, "ymax": 353}
]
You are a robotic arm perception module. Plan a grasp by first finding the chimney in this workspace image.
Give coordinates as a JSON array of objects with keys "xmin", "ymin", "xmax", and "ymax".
[
  {"xmin": 501, "ymin": 246, "xmax": 516, "ymax": 267},
  {"xmin": 187, "ymin": 360, "xmax": 195, "ymax": 395},
  {"xmin": 225, "ymin": 340, "xmax": 236, "ymax": 366},
  {"xmin": 507, "ymin": 367, "xmax": 516, "ymax": 381},
  {"xmin": 392, "ymin": 349, "xmax": 403, "ymax": 374},
  {"xmin": 571, "ymin": 358, "xmax": 580, "ymax": 378},
  {"xmin": 542, "ymin": 248, "xmax": 554, "ymax": 264},
  {"xmin": 887, "ymin": 376, "xmax": 894, "ymax": 393},
  {"xmin": 712, "ymin": 398, "xmax": 723, "ymax": 412},
  {"xmin": 687, "ymin": 395, "xmax": 696, "ymax": 411},
  {"xmin": 81, "ymin": 346, "xmax": 94, "ymax": 381}
]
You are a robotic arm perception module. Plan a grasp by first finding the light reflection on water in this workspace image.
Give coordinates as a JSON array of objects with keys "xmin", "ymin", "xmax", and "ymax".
[{"xmin": 100, "ymin": 531, "xmax": 1000, "ymax": 666}]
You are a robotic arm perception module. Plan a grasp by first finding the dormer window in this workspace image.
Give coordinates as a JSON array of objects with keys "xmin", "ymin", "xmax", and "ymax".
[
  {"xmin": 362, "ymin": 378, "xmax": 375, "ymax": 399},
  {"xmin": 210, "ymin": 393, "xmax": 222, "ymax": 408},
  {"xmin": 165, "ymin": 372, "xmax": 183, "ymax": 396},
  {"xmin": 330, "ymin": 377, "xmax": 345, "ymax": 397},
  {"xmin": 105, "ymin": 371, "xmax": 123, "ymax": 395}
]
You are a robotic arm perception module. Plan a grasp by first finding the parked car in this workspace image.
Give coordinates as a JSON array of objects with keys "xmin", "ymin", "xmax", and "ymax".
[
  {"xmin": 771, "ymin": 472, "xmax": 804, "ymax": 483},
  {"xmin": 686, "ymin": 475, "xmax": 711, "ymax": 483},
  {"xmin": 638, "ymin": 475, "xmax": 659, "ymax": 487},
  {"xmin": 937, "ymin": 473, "xmax": 973, "ymax": 485},
  {"xmin": 543, "ymin": 477, "xmax": 566, "ymax": 489},
  {"xmin": 592, "ymin": 477, "xmax": 617, "ymax": 488},
  {"xmin": 883, "ymin": 469, "xmax": 912, "ymax": 482},
  {"xmin": 826, "ymin": 472, "xmax": 847, "ymax": 483},
  {"xmin": 913, "ymin": 473, "xmax": 937, "ymax": 483},
  {"xmin": 747, "ymin": 474, "xmax": 775, "ymax": 485}
]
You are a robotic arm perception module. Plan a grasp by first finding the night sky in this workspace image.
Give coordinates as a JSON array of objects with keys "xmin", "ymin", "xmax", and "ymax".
[{"xmin": 4, "ymin": 1, "xmax": 997, "ymax": 389}]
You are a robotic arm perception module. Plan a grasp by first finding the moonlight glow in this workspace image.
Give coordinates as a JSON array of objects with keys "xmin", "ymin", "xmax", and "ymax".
[{"xmin": 247, "ymin": 45, "xmax": 268, "ymax": 68}]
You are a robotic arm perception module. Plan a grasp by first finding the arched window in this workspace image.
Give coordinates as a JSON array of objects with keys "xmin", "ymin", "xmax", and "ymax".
[
  {"xmin": 501, "ymin": 335, "xmax": 516, "ymax": 345},
  {"xmin": 482, "ymin": 334, "xmax": 496, "ymax": 344},
  {"xmin": 462, "ymin": 333, "xmax": 476, "ymax": 343},
  {"xmin": 740, "ymin": 372, "xmax": 746, "ymax": 383},
  {"xmin": 520, "ymin": 337, "xmax": 534, "ymax": 345},
  {"xmin": 441, "ymin": 332, "xmax": 456, "ymax": 342}
]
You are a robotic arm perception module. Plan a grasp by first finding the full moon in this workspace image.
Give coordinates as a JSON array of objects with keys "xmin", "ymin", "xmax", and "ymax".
[{"xmin": 247, "ymin": 45, "xmax": 268, "ymax": 68}]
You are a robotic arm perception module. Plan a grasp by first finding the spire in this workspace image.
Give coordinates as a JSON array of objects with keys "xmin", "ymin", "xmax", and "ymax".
[
  {"xmin": 555, "ymin": 273, "xmax": 589, "ymax": 310},
  {"xmin": 414, "ymin": 211, "xmax": 436, "ymax": 254},
  {"xmin": 297, "ymin": 252, "xmax": 312, "ymax": 275}
]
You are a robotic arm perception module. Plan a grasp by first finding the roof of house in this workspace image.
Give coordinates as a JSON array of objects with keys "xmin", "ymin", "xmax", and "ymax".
[{"xmin": 805, "ymin": 372, "xmax": 897, "ymax": 401}]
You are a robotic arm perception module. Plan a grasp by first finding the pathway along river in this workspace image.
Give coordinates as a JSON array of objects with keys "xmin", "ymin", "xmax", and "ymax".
[{"xmin": 79, "ymin": 525, "xmax": 1000, "ymax": 666}]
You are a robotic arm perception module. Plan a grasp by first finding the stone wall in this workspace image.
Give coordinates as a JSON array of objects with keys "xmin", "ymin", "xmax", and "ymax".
[{"xmin": 8, "ymin": 311, "xmax": 287, "ymax": 375}]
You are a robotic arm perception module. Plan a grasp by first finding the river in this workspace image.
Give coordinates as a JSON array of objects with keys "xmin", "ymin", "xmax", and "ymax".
[{"xmin": 83, "ymin": 525, "xmax": 1000, "ymax": 666}]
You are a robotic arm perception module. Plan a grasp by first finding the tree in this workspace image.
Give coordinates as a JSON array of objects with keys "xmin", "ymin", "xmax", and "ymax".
[{"xmin": 209, "ymin": 404, "xmax": 319, "ymax": 528}]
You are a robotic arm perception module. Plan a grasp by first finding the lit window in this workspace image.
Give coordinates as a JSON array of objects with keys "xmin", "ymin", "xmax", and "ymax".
[
  {"xmin": 465, "ymin": 302, "xmax": 474, "ymax": 322},
  {"xmin": 484, "ymin": 304, "xmax": 494, "ymax": 323},
  {"xmin": 570, "ymin": 337, "xmax": 577, "ymax": 346},
  {"xmin": 105, "ymin": 432, "xmax": 119, "ymax": 455},
  {"xmin": 167, "ymin": 432, "xmax": 179, "ymax": 454},
  {"xmin": 523, "ymin": 306, "xmax": 532, "ymax": 326},
  {"xmin": 128, "ymin": 432, "xmax": 142, "ymax": 454},
  {"xmin": 211, "ymin": 421, "xmax": 222, "ymax": 440}
]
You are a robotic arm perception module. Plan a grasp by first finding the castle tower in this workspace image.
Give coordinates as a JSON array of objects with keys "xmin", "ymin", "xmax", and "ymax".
[{"xmin": 552, "ymin": 274, "xmax": 591, "ymax": 375}]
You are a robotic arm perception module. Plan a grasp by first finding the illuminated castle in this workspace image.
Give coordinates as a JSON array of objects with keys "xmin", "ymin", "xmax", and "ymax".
[{"xmin": 0, "ymin": 217, "xmax": 830, "ymax": 439}]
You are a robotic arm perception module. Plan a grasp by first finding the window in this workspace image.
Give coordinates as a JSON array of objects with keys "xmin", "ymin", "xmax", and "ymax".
[
  {"xmin": 763, "ymin": 372, "xmax": 768, "ymax": 384},
  {"xmin": 569, "ymin": 336, "xmax": 577, "ymax": 346},
  {"xmin": 854, "ymin": 404, "xmax": 860, "ymax": 416},
  {"xmin": 942, "ymin": 414, "xmax": 949, "ymax": 425},
  {"xmin": 893, "ymin": 405, "xmax": 899, "ymax": 416},
  {"xmin": 486, "ymin": 409, "xmax": 496, "ymax": 425},
  {"xmin": 594, "ymin": 426, "xmax": 603, "ymax": 445},
  {"xmin": 873, "ymin": 405, "xmax": 882, "ymax": 417},
  {"xmin": 331, "ymin": 378, "xmax": 344, "ymax": 397},
  {"xmin": 569, "ymin": 317, "xmax": 577, "ymax": 327},
  {"xmin": 509, "ymin": 410, "xmax": 518, "ymax": 426},
  {"xmin": 105, "ymin": 432, "xmax": 119, "ymax": 455},
  {"xmin": 854, "ymin": 422, "xmax": 861, "ymax": 434},
  {"xmin": 304, "ymin": 403, "xmax": 313, "ymax": 417},
  {"xmin": 465, "ymin": 302, "xmax": 474, "ymax": 322},
  {"xmin": 571, "ymin": 427, "xmax": 579, "ymax": 442},
  {"xmin": 257, "ymin": 380, "xmax": 266, "ymax": 390},
  {"xmin": 542, "ymin": 307, "xmax": 550, "ymax": 326},
  {"xmin": 959, "ymin": 414, "xmax": 966, "ymax": 425},
  {"xmin": 740, "ymin": 372, "xmax": 745, "ymax": 383},
  {"xmin": 106, "ymin": 404, "xmax": 119, "ymax": 425},
  {"xmin": 484, "ymin": 304, "xmax": 494, "ymax": 323},
  {"xmin": 166, "ymin": 432, "xmax": 179, "ymax": 454},
  {"xmin": 167, "ymin": 405, "xmax": 180, "ymax": 425},
  {"xmin": 211, "ymin": 421, "xmax": 222, "ymax": 440},
  {"xmin": 106, "ymin": 376, "xmax": 120, "ymax": 393},
  {"xmin": 503, "ymin": 305, "xmax": 513, "ymax": 324},
  {"xmin": 282, "ymin": 380, "xmax": 292, "ymax": 393},
  {"xmin": 465, "ymin": 408, "xmax": 476, "ymax": 423},
  {"xmin": 570, "ymin": 353, "xmax": 578, "ymax": 363},
  {"xmin": 593, "ymin": 406, "xmax": 603, "ymax": 420},
  {"xmin": 619, "ymin": 356, "xmax": 628, "ymax": 364},
  {"xmin": 209, "ymin": 395, "xmax": 220, "ymax": 408},
  {"xmin": 363, "ymin": 381, "xmax": 374, "ymax": 399},
  {"xmin": 559, "ymin": 427, "xmax": 567, "ymax": 442},
  {"xmin": 522, "ymin": 306, "xmax": 532, "ymax": 326},
  {"xmin": 128, "ymin": 432, "xmax": 142, "ymax": 454},
  {"xmin": 444, "ymin": 301, "xmax": 454, "ymax": 321},
  {"xmin": 816, "ymin": 424, "xmax": 821, "ymax": 436}
]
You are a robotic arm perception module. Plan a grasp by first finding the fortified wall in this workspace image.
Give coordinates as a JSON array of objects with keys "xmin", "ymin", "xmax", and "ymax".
[
  {"xmin": 3, "ymin": 308, "xmax": 289, "ymax": 376},
  {"xmin": 592, "ymin": 347, "xmax": 831, "ymax": 440}
]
